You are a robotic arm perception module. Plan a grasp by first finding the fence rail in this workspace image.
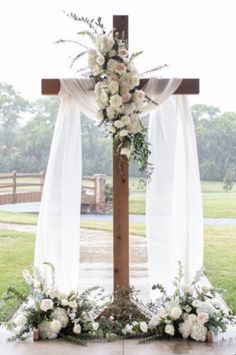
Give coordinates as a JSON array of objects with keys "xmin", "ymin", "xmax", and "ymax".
[{"xmin": 0, "ymin": 172, "xmax": 107, "ymax": 213}]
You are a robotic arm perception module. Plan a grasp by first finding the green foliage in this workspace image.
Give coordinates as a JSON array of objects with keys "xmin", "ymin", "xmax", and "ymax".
[
  {"xmin": 223, "ymin": 168, "xmax": 235, "ymax": 191},
  {"xmin": 193, "ymin": 104, "xmax": 236, "ymax": 181}
]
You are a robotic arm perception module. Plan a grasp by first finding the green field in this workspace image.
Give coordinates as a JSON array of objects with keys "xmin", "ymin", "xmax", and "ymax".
[{"xmin": 0, "ymin": 226, "xmax": 235, "ymax": 322}]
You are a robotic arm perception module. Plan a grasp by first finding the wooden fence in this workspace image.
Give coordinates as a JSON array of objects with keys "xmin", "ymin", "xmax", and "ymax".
[{"xmin": 0, "ymin": 172, "xmax": 107, "ymax": 213}]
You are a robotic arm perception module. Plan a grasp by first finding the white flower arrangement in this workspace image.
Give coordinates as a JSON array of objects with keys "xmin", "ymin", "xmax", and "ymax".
[
  {"xmin": 56, "ymin": 15, "xmax": 168, "ymax": 180},
  {"xmin": 2, "ymin": 262, "xmax": 234, "ymax": 346}
]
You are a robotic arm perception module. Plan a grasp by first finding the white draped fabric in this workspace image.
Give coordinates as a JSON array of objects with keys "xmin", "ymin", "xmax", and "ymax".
[
  {"xmin": 146, "ymin": 95, "xmax": 203, "ymax": 297},
  {"xmin": 34, "ymin": 78, "xmax": 203, "ymax": 296}
]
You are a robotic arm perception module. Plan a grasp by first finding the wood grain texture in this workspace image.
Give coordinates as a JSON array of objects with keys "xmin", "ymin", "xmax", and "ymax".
[{"xmin": 41, "ymin": 78, "xmax": 200, "ymax": 95}]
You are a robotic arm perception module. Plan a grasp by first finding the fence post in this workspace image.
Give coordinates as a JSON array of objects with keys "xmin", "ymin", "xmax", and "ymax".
[
  {"xmin": 40, "ymin": 170, "xmax": 45, "ymax": 192},
  {"xmin": 94, "ymin": 174, "xmax": 106, "ymax": 213},
  {"xmin": 12, "ymin": 171, "xmax": 16, "ymax": 204}
]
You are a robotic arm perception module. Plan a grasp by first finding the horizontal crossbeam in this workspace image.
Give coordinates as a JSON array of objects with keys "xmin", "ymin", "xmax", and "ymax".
[{"xmin": 41, "ymin": 78, "xmax": 199, "ymax": 96}]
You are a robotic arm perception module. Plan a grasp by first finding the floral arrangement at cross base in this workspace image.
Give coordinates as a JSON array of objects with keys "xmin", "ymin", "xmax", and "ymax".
[
  {"xmin": 1, "ymin": 262, "xmax": 235, "ymax": 346},
  {"xmin": 57, "ymin": 15, "xmax": 167, "ymax": 180}
]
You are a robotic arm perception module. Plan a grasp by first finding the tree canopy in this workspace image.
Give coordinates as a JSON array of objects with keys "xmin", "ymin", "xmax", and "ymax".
[{"xmin": 0, "ymin": 82, "xmax": 235, "ymax": 181}]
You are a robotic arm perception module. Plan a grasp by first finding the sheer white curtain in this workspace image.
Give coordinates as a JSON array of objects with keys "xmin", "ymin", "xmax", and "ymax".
[
  {"xmin": 146, "ymin": 95, "xmax": 203, "ymax": 296},
  {"xmin": 34, "ymin": 79, "xmax": 97, "ymax": 293},
  {"xmin": 34, "ymin": 78, "xmax": 203, "ymax": 296}
]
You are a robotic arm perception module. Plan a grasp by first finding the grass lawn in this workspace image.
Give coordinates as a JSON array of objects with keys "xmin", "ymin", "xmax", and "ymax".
[{"xmin": 0, "ymin": 225, "xmax": 236, "ymax": 322}]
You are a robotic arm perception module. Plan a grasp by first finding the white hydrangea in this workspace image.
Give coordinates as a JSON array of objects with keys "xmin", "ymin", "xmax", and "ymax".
[
  {"xmin": 140, "ymin": 321, "xmax": 148, "ymax": 333},
  {"xmin": 165, "ymin": 324, "xmax": 175, "ymax": 336},
  {"xmin": 192, "ymin": 300, "xmax": 203, "ymax": 308},
  {"xmin": 190, "ymin": 324, "xmax": 207, "ymax": 342},
  {"xmin": 179, "ymin": 320, "xmax": 192, "ymax": 339},
  {"xmin": 14, "ymin": 314, "xmax": 27, "ymax": 327},
  {"xmin": 96, "ymin": 35, "xmax": 114, "ymax": 55},
  {"xmin": 38, "ymin": 320, "xmax": 58, "ymax": 339},
  {"xmin": 51, "ymin": 308, "xmax": 69, "ymax": 328},
  {"xmin": 50, "ymin": 319, "xmax": 62, "ymax": 333},
  {"xmin": 148, "ymin": 314, "xmax": 161, "ymax": 329}
]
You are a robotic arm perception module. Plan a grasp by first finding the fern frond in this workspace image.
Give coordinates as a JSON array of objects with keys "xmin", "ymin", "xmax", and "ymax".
[
  {"xmin": 140, "ymin": 64, "xmax": 168, "ymax": 76},
  {"xmin": 69, "ymin": 51, "xmax": 88, "ymax": 68},
  {"xmin": 55, "ymin": 39, "xmax": 88, "ymax": 50}
]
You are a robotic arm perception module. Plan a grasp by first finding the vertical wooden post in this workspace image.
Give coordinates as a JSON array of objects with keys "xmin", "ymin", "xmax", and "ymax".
[
  {"xmin": 40, "ymin": 170, "xmax": 45, "ymax": 192},
  {"xmin": 12, "ymin": 171, "xmax": 16, "ymax": 204},
  {"xmin": 113, "ymin": 15, "xmax": 129, "ymax": 290}
]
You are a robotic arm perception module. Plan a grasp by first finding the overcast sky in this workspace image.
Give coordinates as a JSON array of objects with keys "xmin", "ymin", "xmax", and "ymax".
[{"xmin": 0, "ymin": 0, "xmax": 235, "ymax": 111}]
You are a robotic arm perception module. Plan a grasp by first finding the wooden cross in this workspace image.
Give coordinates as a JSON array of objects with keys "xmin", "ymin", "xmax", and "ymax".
[{"xmin": 41, "ymin": 15, "xmax": 199, "ymax": 292}]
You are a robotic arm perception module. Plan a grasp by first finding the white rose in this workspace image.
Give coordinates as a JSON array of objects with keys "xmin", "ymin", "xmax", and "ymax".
[
  {"xmin": 97, "ymin": 55, "xmax": 105, "ymax": 66},
  {"xmin": 108, "ymin": 73, "xmax": 119, "ymax": 82},
  {"xmin": 197, "ymin": 312, "xmax": 209, "ymax": 324},
  {"xmin": 115, "ymin": 62, "xmax": 126, "ymax": 74},
  {"xmin": 107, "ymin": 59, "xmax": 117, "ymax": 72},
  {"xmin": 121, "ymin": 115, "xmax": 131, "ymax": 125},
  {"xmin": 109, "ymin": 80, "xmax": 119, "ymax": 94},
  {"xmin": 69, "ymin": 300, "xmax": 77, "ymax": 309},
  {"xmin": 109, "ymin": 125, "xmax": 116, "ymax": 133},
  {"xmin": 50, "ymin": 319, "xmax": 62, "ymax": 333},
  {"xmin": 95, "ymin": 81, "xmax": 104, "ymax": 94},
  {"xmin": 170, "ymin": 307, "xmax": 182, "ymax": 320},
  {"xmin": 73, "ymin": 323, "xmax": 82, "ymax": 335},
  {"xmin": 99, "ymin": 90, "xmax": 109, "ymax": 105},
  {"xmin": 92, "ymin": 322, "xmax": 99, "ymax": 331},
  {"xmin": 190, "ymin": 324, "xmax": 207, "ymax": 342},
  {"xmin": 118, "ymin": 48, "xmax": 128, "ymax": 57},
  {"xmin": 40, "ymin": 299, "xmax": 54, "ymax": 312},
  {"xmin": 122, "ymin": 92, "xmax": 131, "ymax": 103},
  {"xmin": 119, "ymin": 129, "xmax": 129, "ymax": 137},
  {"xmin": 128, "ymin": 121, "xmax": 141, "ymax": 134},
  {"xmin": 61, "ymin": 299, "xmax": 69, "ymax": 307},
  {"xmin": 133, "ymin": 90, "xmax": 145, "ymax": 103},
  {"xmin": 165, "ymin": 324, "xmax": 175, "ymax": 336},
  {"xmin": 110, "ymin": 94, "xmax": 122, "ymax": 109},
  {"xmin": 122, "ymin": 324, "xmax": 133, "ymax": 335},
  {"xmin": 120, "ymin": 147, "xmax": 131, "ymax": 158},
  {"xmin": 140, "ymin": 321, "xmax": 148, "ymax": 333},
  {"xmin": 106, "ymin": 106, "xmax": 115, "ymax": 120},
  {"xmin": 109, "ymin": 49, "xmax": 117, "ymax": 57},
  {"xmin": 93, "ymin": 64, "xmax": 102, "ymax": 76},
  {"xmin": 123, "ymin": 103, "xmax": 135, "ymax": 115},
  {"xmin": 97, "ymin": 111, "xmax": 104, "ymax": 120},
  {"xmin": 158, "ymin": 307, "xmax": 168, "ymax": 319},
  {"xmin": 148, "ymin": 315, "xmax": 160, "ymax": 329},
  {"xmin": 114, "ymin": 120, "xmax": 124, "ymax": 128},
  {"xmin": 14, "ymin": 314, "xmax": 27, "ymax": 327}
]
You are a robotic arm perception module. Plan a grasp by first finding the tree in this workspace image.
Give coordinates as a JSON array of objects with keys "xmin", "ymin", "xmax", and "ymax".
[{"xmin": 0, "ymin": 82, "xmax": 29, "ymax": 172}]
